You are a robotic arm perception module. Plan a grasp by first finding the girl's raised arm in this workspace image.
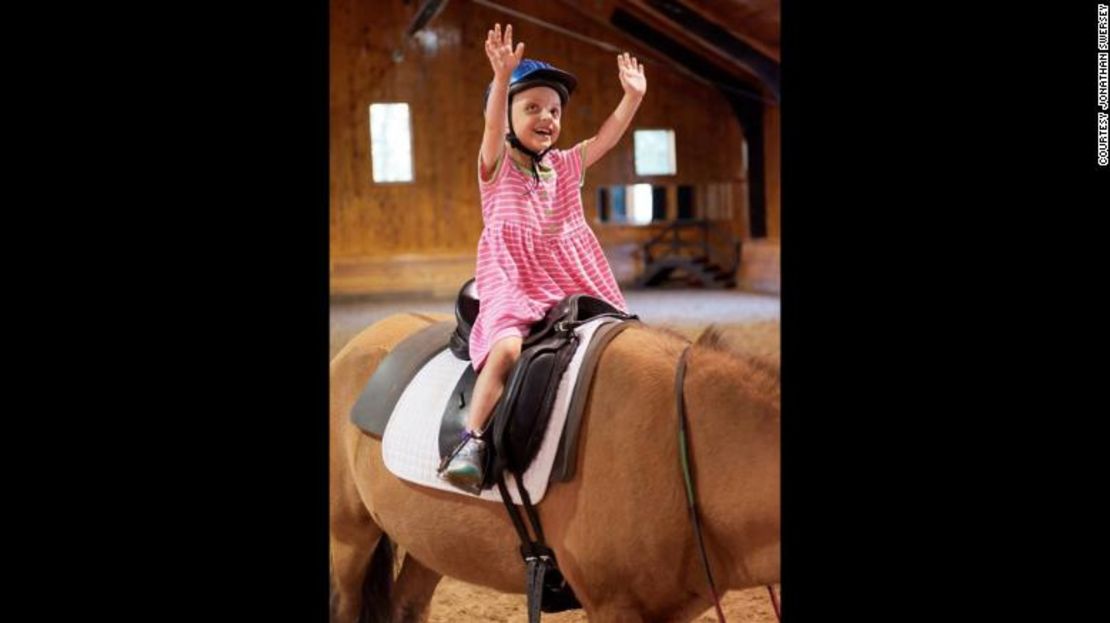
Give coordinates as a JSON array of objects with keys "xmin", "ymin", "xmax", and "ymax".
[
  {"xmin": 583, "ymin": 53, "xmax": 646, "ymax": 169},
  {"xmin": 480, "ymin": 23, "xmax": 524, "ymax": 180}
]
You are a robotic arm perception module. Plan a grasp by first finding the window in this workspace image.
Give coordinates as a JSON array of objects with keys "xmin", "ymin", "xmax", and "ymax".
[
  {"xmin": 369, "ymin": 103, "xmax": 414, "ymax": 183},
  {"xmin": 609, "ymin": 186, "xmax": 627, "ymax": 221},
  {"xmin": 677, "ymin": 185, "xmax": 695, "ymax": 220},
  {"xmin": 629, "ymin": 183, "xmax": 654, "ymax": 224},
  {"xmin": 633, "ymin": 129, "xmax": 676, "ymax": 176},
  {"xmin": 597, "ymin": 184, "xmax": 669, "ymax": 224},
  {"xmin": 651, "ymin": 186, "xmax": 667, "ymax": 221},
  {"xmin": 597, "ymin": 187, "xmax": 609, "ymax": 221}
]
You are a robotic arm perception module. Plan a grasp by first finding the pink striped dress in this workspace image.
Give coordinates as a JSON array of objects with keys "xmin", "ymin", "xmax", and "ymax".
[{"xmin": 469, "ymin": 141, "xmax": 629, "ymax": 372}]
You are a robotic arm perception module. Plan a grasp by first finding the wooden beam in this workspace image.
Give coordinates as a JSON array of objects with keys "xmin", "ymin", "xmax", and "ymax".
[
  {"xmin": 555, "ymin": 0, "xmax": 765, "ymax": 89},
  {"xmin": 672, "ymin": 0, "xmax": 780, "ymax": 62},
  {"xmin": 405, "ymin": 0, "xmax": 451, "ymax": 37},
  {"xmin": 620, "ymin": 0, "xmax": 774, "ymax": 94}
]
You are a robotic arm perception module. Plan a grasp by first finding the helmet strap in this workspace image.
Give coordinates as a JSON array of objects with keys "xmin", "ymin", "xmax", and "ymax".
[
  {"xmin": 507, "ymin": 134, "xmax": 552, "ymax": 184},
  {"xmin": 505, "ymin": 92, "xmax": 555, "ymax": 186}
]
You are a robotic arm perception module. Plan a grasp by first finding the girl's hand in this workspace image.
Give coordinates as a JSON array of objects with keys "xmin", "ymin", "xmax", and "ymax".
[
  {"xmin": 617, "ymin": 52, "xmax": 646, "ymax": 97},
  {"xmin": 485, "ymin": 23, "xmax": 524, "ymax": 81}
]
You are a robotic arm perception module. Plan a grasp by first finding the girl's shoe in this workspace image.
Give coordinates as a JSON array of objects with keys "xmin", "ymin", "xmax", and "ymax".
[{"xmin": 437, "ymin": 432, "xmax": 488, "ymax": 495}]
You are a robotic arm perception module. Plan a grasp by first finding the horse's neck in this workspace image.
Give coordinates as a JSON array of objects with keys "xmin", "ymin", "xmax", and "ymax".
[{"xmin": 683, "ymin": 347, "xmax": 781, "ymax": 588}]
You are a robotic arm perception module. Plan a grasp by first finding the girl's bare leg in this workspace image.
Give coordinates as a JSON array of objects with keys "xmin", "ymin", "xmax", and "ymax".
[
  {"xmin": 439, "ymin": 335, "xmax": 522, "ymax": 492},
  {"xmin": 466, "ymin": 335, "xmax": 522, "ymax": 432}
]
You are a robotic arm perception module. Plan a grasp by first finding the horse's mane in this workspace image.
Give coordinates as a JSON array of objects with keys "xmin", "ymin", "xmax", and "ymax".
[
  {"xmin": 692, "ymin": 324, "xmax": 781, "ymax": 409},
  {"xmin": 612, "ymin": 322, "xmax": 780, "ymax": 409}
]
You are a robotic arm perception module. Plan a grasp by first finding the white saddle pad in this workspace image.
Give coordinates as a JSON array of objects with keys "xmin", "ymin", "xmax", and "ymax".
[{"xmin": 381, "ymin": 316, "xmax": 615, "ymax": 503}]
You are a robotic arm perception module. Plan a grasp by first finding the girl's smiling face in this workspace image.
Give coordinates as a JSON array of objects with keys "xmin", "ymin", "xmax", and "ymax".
[{"xmin": 510, "ymin": 85, "xmax": 563, "ymax": 152}]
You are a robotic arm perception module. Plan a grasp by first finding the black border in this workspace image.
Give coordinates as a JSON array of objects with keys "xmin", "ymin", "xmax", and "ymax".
[
  {"xmin": 96, "ymin": 4, "xmax": 333, "ymax": 618},
  {"xmin": 783, "ymin": 1, "xmax": 1100, "ymax": 617}
]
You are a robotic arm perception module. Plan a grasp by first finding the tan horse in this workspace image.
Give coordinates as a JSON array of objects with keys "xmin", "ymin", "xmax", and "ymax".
[{"xmin": 330, "ymin": 312, "xmax": 780, "ymax": 623}]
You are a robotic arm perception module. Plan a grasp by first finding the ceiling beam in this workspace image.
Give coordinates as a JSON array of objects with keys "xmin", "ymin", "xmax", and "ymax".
[
  {"xmin": 661, "ymin": 0, "xmax": 780, "ymax": 62},
  {"xmin": 558, "ymin": 0, "xmax": 767, "ymax": 90},
  {"xmin": 632, "ymin": 0, "xmax": 778, "ymax": 99}
]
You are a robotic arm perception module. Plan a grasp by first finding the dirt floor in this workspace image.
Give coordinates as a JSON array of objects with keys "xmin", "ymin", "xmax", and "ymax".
[{"xmin": 426, "ymin": 576, "xmax": 780, "ymax": 622}]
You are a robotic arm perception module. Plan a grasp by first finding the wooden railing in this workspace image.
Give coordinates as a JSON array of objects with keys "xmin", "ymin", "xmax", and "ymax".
[{"xmin": 641, "ymin": 219, "xmax": 741, "ymax": 277}]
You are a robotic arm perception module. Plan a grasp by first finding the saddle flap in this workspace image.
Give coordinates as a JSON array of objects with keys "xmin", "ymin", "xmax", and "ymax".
[
  {"xmin": 493, "ymin": 333, "xmax": 580, "ymax": 474},
  {"xmin": 550, "ymin": 319, "xmax": 636, "ymax": 481}
]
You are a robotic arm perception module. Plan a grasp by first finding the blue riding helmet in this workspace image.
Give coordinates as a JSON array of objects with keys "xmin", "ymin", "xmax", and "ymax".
[
  {"xmin": 483, "ymin": 58, "xmax": 578, "ymax": 109},
  {"xmin": 508, "ymin": 58, "xmax": 577, "ymax": 104}
]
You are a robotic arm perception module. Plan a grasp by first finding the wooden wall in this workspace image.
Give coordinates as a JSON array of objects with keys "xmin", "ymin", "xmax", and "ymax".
[
  {"xmin": 763, "ymin": 103, "xmax": 780, "ymax": 242},
  {"xmin": 331, "ymin": 0, "xmax": 779, "ymax": 296},
  {"xmin": 737, "ymin": 101, "xmax": 780, "ymax": 293}
]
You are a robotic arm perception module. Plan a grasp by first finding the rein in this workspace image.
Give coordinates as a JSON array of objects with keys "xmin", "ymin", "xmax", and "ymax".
[{"xmin": 675, "ymin": 346, "xmax": 781, "ymax": 623}]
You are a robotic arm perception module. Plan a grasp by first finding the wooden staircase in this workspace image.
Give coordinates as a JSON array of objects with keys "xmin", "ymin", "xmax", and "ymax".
[{"xmin": 633, "ymin": 220, "xmax": 741, "ymax": 289}]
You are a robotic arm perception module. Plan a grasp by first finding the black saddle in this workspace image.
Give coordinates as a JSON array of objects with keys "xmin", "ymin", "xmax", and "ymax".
[{"xmin": 439, "ymin": 277, "xmax": 635, "ymax": 483}]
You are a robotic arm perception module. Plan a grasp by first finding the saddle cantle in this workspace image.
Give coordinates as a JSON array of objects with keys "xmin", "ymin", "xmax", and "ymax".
[{"xmin": 448, "ymin": 278, "xmax": 478, "ymax": 360}]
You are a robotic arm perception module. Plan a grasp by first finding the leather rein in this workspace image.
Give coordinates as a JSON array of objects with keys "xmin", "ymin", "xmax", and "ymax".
[{"xmin": 675, "ymin": 346, "xmax": 781, "ymax": 623}]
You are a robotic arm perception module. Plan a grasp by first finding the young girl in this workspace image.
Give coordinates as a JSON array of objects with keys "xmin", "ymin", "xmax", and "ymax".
[{"xmin": 438, "ymin": 23, "xmax": 646, "ymax": 493}]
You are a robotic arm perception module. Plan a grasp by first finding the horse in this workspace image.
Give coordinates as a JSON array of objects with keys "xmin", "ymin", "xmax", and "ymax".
[{"xmin": 330, "ymin": 311, "xmax": 780, "ymax": 623}]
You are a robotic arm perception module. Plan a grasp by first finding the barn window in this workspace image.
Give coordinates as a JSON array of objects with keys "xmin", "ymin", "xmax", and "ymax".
[
  {"xmin": 633, "ymin": 129, "xmax": 676, "ymax": 176},
  {"xmin": 628, "ymin": 183, "xmax": 655, "ymax": 224},
  {"xmin": 597, "ymin": 184, "xmax": 670, "ymax": 224},
  {"xmin": 369, "ymin": 103, "xmax": 414, "ymax": 183}
]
